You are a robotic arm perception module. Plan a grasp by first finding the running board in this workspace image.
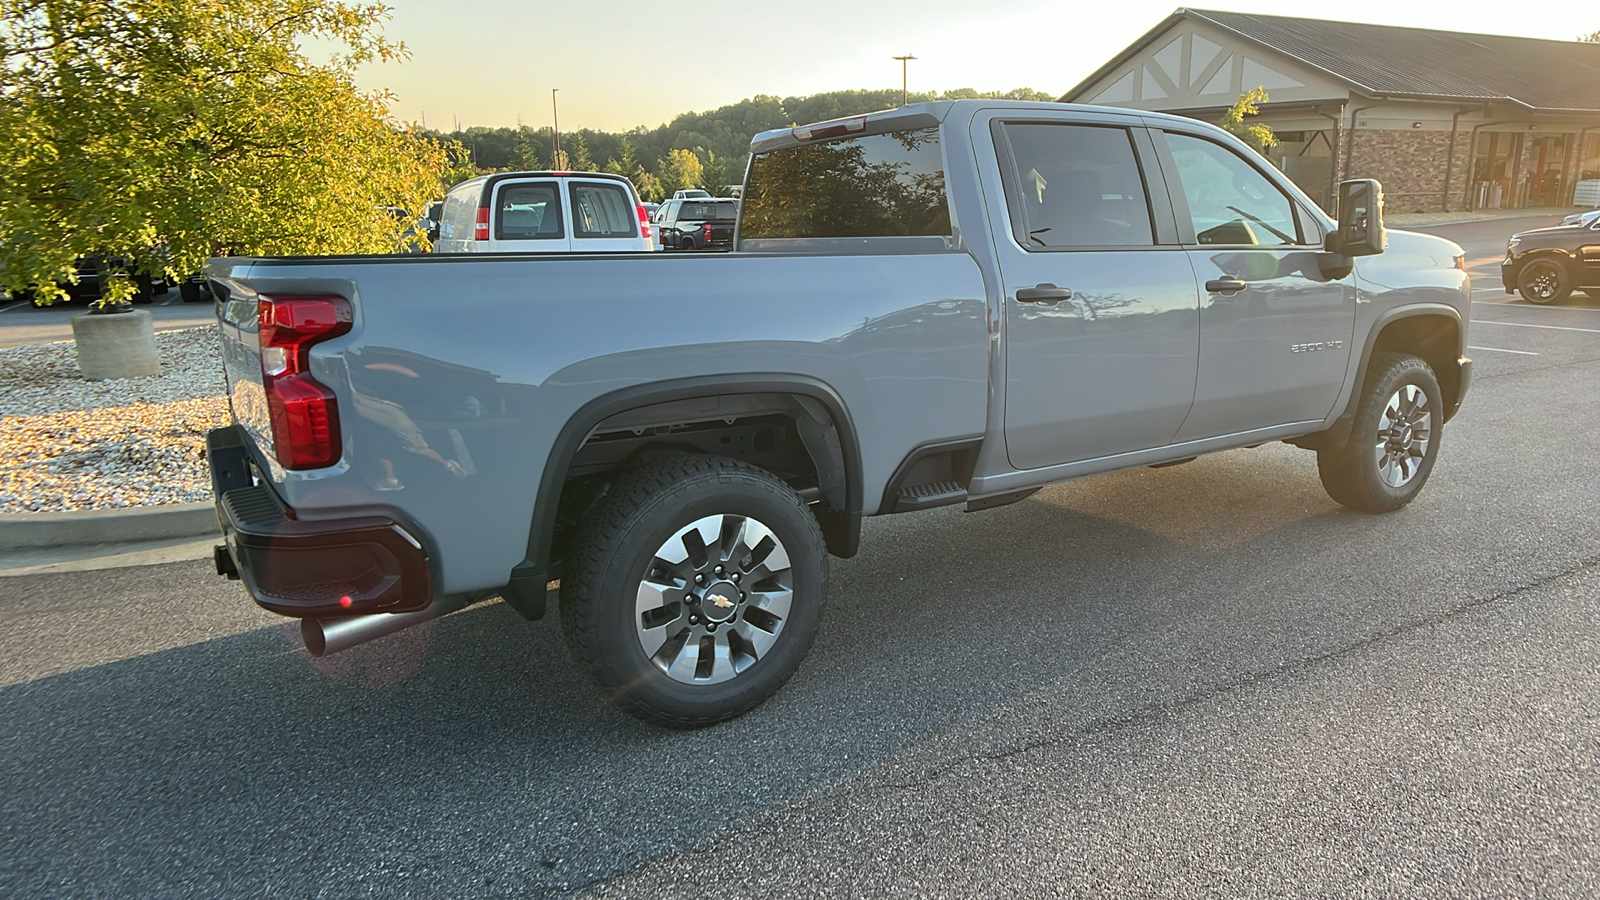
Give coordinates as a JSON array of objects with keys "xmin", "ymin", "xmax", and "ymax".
[{"xmin": 895, "ymin": 480, "xmax": 967, "ymax": 512}]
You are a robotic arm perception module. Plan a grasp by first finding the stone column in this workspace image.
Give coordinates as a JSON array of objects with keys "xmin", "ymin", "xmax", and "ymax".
[{"xmin": 71, "ymin": 308, "xmax": 160, "ymax": 380}]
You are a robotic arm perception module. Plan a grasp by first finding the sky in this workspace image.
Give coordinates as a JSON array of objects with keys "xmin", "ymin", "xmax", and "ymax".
[{"xmin": 350, "ymin": 0, "xmax": 1592, "ymax": 133}]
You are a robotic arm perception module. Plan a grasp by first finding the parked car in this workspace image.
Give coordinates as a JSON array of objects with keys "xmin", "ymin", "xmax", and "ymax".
[
  {"xmin": 204, "ymin": 99, "xmax": 1472, "ymax": 727},
  {"xmin": 1502, "ymin": 214, "xmax": 1600, "ymax": 303},
  {"xmin": 655, "ymin": 198, "xmax": 738, "ymax": 250},
  {"xmin": 671, "ymin": 189, "xmax": 711, "ymax": 200},
  {"xmin": 434, "ymin": 171, "xmax": 653, "ymax": 253},
  {"xmin": 2, "ymin": 254, "xmax": 164, "ymax": 307}
]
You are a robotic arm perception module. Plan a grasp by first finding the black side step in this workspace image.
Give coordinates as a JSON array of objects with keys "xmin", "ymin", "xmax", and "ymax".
[{"xmin": 895, "ymin": 480, "xmax": 967, "ymax": 512}]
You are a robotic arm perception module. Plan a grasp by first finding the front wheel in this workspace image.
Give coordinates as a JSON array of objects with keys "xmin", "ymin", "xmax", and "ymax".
[
  {"xmin": 561, "ymin": 454, "xmax": 828, "ymax": 727},
  {"xmin": 1317, "ymin": 353, "xmax": 1443, "ymax": 513},
  {"xmin": 1518, "ymin": 259, "xmax": 1571, "ymax": 304}
]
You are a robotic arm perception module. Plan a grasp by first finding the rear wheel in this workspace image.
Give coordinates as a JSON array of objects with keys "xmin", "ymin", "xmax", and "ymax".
[
  {"xmin": 1317, "ymin": 352, "xmax": 1442, "ymax": 513},
  {"xmin": 1517, "ymin": 259, "xmax": 1571, "ymax": 304},
  {"xmin": 561, "ymin": 454, "xmax": 827, "ymax": 727}
]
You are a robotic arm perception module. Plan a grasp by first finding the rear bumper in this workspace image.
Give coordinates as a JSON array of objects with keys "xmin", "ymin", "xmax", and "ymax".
[{"xmin": 207, "ymin": 426, "xmax": 434, "ymax": 617}]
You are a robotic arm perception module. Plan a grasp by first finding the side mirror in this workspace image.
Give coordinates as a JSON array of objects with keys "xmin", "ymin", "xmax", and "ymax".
[{"xmin": 1331, "ymin": 178, "xmax": 1386, "ymax": 257}]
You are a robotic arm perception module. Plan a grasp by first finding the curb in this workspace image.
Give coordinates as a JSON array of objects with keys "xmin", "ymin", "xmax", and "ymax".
[{"xmin": 0, "ymin": 502, "xmax": 220, "ymax": 551}]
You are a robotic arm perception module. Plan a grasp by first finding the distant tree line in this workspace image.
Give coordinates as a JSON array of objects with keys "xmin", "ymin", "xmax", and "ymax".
[{"xmin": 420, "ymin": 87, "xmax": 1054, "ymax": 201}]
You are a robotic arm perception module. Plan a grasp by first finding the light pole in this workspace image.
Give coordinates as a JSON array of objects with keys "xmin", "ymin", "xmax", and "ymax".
[
  {"xmin": 551, "ymin": 88, "xmax": 561, "ymax": 168},
  {"xmin": 892, "ymin": 54, "xmax": 916, "ymax": 107}
]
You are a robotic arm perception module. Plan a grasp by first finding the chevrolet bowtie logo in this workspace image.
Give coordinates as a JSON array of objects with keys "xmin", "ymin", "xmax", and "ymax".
[{"xmin": 707, "ymin": 593, "xmax": 735, "ymax": 609}]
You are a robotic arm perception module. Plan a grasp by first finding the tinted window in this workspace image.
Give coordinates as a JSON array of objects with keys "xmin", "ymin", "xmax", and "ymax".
[
  {"xmin": 570, "ymin": 182, "xmax": 637, "ymax": 238},
  {"xmin": 999, "ymin": 123, "xmax": 1154, "ymax": 248},
  {"xmin": 678, "ymin": 202, "xmax": 738, "ymax": 221},
  {"xmin": 1166, "ymin": 133, "xmax": 1300, "ymax": 246},
  {"xmin": 741, "ymin": 128, "xmax": 950, "ymax": 239},
  {"xmin": 496, "ymin": 183, "xmax": 563, "ymax": 240}
]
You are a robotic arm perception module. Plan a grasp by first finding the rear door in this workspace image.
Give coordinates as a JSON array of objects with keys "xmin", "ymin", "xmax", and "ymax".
[
  {"xmin": 978, "ymin": 109, "xmax": 1200, "ymax": 470},
  {"xmin": 489, "ymin": 178, "xmax": 571, "ymax": 252},
  {"xmin": 1152, "ymin": 127, "xmax": 1355, "ymax": 440},
  {"xmin": 568, "ymin": 178, "xmax": 649, "ymax": 251}
]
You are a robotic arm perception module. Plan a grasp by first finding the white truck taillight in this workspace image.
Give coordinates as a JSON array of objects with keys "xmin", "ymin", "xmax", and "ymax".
[
  {"xmin": 258, "ymin": 295, "xmax": 352, "ymax": 469},
  {"xmin": 637, "ymin": 204, "xmax": 651, "ymax": 239},
  {"xmin": 474, "ymin": 206, "xmax": 490, "ymax": 241}
]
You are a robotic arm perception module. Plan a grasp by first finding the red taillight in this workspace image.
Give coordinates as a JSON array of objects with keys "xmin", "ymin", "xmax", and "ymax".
[
  {"xmin": 637, "ymin": 204, "xmax": 651, "ymax": 239},
  {"xmin": 258, "ymin": 295, "xmax": 352, "ymax": 469},
  {"xmin": 703, "ymin": 223, "xmax": 713, "ymax": 243},
  {"xmin": 474, "ymin": 206, "xmax": 489, "ymax": 241}
]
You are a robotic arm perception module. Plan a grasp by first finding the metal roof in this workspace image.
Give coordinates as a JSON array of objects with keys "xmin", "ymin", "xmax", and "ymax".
[{"xmin": 1065, "ymin": 9, "xmax": 1600, "ymax": 113}]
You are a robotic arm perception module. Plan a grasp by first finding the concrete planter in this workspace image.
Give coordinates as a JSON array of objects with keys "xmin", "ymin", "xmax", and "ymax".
[{"xmin": 71, "ymin": 307, "xmax": 160, "ymax": 380}]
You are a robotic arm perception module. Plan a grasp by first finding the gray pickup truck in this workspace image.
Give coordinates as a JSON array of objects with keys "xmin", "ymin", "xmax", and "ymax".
[{"xmin": 205, "ymin": 100, "xmax": 1472, "ymax": 726}]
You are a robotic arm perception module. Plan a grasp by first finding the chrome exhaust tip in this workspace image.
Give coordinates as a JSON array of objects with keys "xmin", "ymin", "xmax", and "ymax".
[{"xmin": 301, "ymin": 594, "xmax": 478, "ymax": 658}]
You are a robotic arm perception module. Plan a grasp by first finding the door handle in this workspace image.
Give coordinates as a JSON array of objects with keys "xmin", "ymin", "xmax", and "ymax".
[
  {"xmin": 1205, "ymin": 277, "xmax": 1248, "ymax": 294},
  {"xmin": 1016, "ymin": 283, "xmax": 1074, "ymax": 303}
]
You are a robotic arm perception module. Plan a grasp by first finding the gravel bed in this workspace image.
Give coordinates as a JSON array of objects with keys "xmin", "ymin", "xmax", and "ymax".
[{"xmin": 0, "ymin": 327, "xmax": 231, "ymax": 512}]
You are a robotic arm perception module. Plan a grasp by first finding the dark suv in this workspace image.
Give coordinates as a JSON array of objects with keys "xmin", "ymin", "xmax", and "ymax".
[
  {"xmin": 1502, "ymin": 215, "xmax": 1600, "ymax": 303},
  {"xmin": 655, "ymin": 198, "xmax": 738, "ymax": 251}
]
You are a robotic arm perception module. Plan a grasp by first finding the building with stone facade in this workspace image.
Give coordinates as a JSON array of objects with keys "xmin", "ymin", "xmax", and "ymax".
[{"xmin": 1061, "ymin": 10, "xmax": 1600, "ymax": 213}]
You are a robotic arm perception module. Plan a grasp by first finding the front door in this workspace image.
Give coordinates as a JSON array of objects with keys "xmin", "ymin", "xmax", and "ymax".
[
  {"xmin": 1154, "ymin": 129, "xmax": 1355, "ymax": 441},
  {"xmin": 982, "ymin": 115, "xmax": 1200, "ymax": 470}
]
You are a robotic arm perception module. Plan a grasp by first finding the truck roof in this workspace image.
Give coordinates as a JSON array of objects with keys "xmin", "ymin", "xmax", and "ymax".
[{"xmin": 749, "ymin": 98, "xmax": 1215, "ymax": 155}]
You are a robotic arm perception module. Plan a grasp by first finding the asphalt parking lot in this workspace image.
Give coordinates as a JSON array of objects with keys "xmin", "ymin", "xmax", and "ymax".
[{"xmin": 3, "ymin": 214, "xmax": 1598, "ymax": 897}]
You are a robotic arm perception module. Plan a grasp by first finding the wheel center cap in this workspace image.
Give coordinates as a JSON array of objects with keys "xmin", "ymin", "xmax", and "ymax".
[{"xmin": 700, "ymin": 581, "xmax": 740, "ymax": 622}]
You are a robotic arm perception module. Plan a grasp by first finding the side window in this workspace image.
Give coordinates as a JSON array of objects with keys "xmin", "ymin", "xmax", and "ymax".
[
  {"xmin": 439, "ymin": 188, "xmax": 475, "ymax": 241},
  {"xmin": 997, "ymin": 123, "xmax": 1155, "ymax": 249},
  {"xmin": 1165, "ymin": 133, "xmax": 1301, "ymax": 246},
  {"xmin": 570, "ymin": 182, "xmax": 637, "ymax": 238},
  {"xmin": 741, "ymin": 128, "xmax": 950, "ymax": 239},
  {"xmin": 496, "ymin": 182, "xmax": 564, "ymax": 240}
]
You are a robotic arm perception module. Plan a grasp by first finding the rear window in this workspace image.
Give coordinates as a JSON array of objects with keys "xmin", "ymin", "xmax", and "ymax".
[
  {"xmin": 678, "ymin": 202, "xmax": 738, "ymax": 221},
  {"xmin": 496, "ymin": 183, "xmax": 563, "ymax": 240},
  {"xmin": 570, "ymin": 181, "xmax": 639, "ymax": 238},
  {"xmin": 740, "ymin": 128, "xmax": 951, "ymax": 241}
]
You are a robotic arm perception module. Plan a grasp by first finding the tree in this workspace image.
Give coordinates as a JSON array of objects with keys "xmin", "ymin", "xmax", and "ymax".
[
  {"xmin": 1582, "ymin": 30, "xmax": 1600, "ymax": 42},
  {"xmin": 604, "ymin": 136, "xmax": 640, "ymax": 177},
  {"xmin": 513, "ymin": 124, "xmax": 542, "ymax": 170},
  {"xmin": 0, "ymin": 0, "xmax": 447, "ymax": 305},
  {"xmin": 632, "ymin": 167, "xmax": 664, "ymax": 202},
  {"xmin": 1220, "ymin": 87, "xmax": 1277, "ymax": 156},
  {"xmin": 700, "ymin": 150, "xmax": 729, "ymax": 196},
  {"xmin": 658, "ymin": 148, "xmax": 703, "ymax": 197},
  {"xmin": 567, "ymin": 132, "xmax": 594, "ymax": 172}
]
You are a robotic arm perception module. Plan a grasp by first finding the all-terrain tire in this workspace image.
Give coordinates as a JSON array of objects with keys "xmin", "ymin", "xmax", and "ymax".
[
  {"xmin": 1317, "ymin": 352, "xmax": 1443, "ymax": 513},
  {"xmin": 561, "ymin": 453, "xmax": 828, "ymax": 727}
]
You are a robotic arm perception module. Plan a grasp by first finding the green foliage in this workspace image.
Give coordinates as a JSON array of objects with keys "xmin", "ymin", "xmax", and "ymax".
[
  {"xmin": 1220, "ymin": 87, "xmax": 1277, "ymax": 155},
  {"xmin": 604, "ymin": 136, "xmax": 639, "ymax": 177},
  {"xmin": 1582, "ymin": 29, "xmax": 1600, "ymax": 42},
  {"xmin": 567, "ymin": 131, "xmax": 594, "ymax": 172},
  {"xmin": 700, "ymin": 151, "xmax": 730, "ymax": 196},
  {"xmin": 0, "ymin": 0, "xmax": 447, "ymax": 305},
  {"xmin": 513, "ymin": 125, "xmax": 542, "ymax": 170},
  {"xmin": 632, "ymin": 167, "xmax": 664, "ymax": 203},
  {"xmin": 658, "ymin": 149, "xmax": 703, "ymax": 197}
]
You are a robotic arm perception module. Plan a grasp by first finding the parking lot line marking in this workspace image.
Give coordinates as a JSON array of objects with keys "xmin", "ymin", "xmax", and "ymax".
[
  {"xmin": 1468, "ymin": 345, "xmax": 1539, "ymax": 355},
  {"xmin": 1471, "ymin": 319, "xmax": 1600, "ymax": 334},
  {"xmin": 0, "ymin": 300, "xmax": 31, "ymax": 313}
]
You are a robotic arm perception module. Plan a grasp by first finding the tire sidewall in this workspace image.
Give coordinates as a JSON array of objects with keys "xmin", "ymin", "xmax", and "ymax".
[
  {"xmin": 581, "ymin": 468, "xmax": 826, "ymax": 722},
  {"xmin": 1351, "ymin": 357, "xmax": 1443, "ymax": 507}
]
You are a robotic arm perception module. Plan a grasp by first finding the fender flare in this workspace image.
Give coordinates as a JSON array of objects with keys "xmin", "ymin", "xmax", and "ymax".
[
  {"xmin": 1310, "ymin": 303, "xmax": 1466, "ymax": 449},
  {"xmin": 501, "ymin": 374, "xmax": 863, "ymax": 619}
]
